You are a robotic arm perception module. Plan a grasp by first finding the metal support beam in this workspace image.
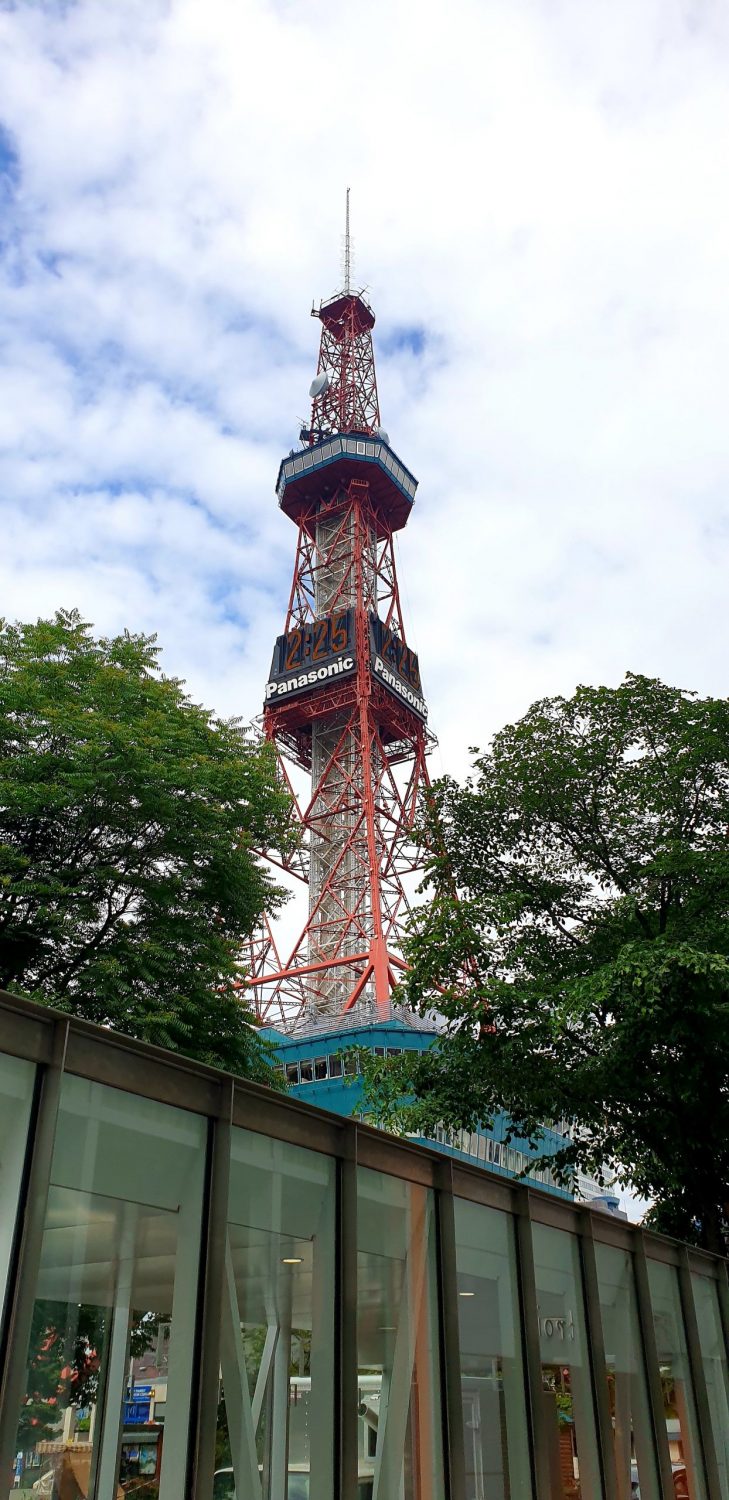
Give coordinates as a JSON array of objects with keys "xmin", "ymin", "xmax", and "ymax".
[
  {"xmin": 340, "ymin": 1127, "xmax": 359, "ymax": 1500},
  {"xmin": 0, "ymin": 1019, "xmax": 68, "ymax": 1485},
  {"xmin": 190, "ymin": 1083, "xmax": 233, "ymax": 1500}
]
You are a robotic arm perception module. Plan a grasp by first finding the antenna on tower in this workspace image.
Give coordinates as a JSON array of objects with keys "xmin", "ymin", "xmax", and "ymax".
[{"xmin": 342, "ymin": 186, "xmax": 351, "ymax": 293}]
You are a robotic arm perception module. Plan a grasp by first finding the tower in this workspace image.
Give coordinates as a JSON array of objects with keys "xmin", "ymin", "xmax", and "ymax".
[{"xmin": 250, "ymin": 204, "xmax": 434, "ymax": 1035}]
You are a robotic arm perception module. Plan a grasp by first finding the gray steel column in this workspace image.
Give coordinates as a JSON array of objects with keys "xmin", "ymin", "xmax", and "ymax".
[
  {"xmin": 435, "ymin": 1159, "xmax": 466, "ymax": 1500},
  {"xmin": 632, "ymin": 1236, "xmax": 675, "ymax": 1496},
  {"xmin": 190, "ymin": 1081, "xmax": 233, "ymax": 1499},
  {"xmin": 513, "ymin": 1192, "xmax": 550, "ymax": 1500},
  {"xmin": 678, "ymin": 1245, "xmax": 723, "ymax": 1500},
  {"xmin": 340, "ymin": 1124, "xmax": 359, "ymax": 1500},
  {"xmin": 580, "ymin": 1219, "xmax": 618, "ymax": 1500},
  {"xmin": 0, "ymin": 1019, "xmax": 68, "ymax": 1485}
]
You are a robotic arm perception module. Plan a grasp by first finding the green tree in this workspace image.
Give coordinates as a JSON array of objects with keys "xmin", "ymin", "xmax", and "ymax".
[
  {"xmin": 363, "ymin": 674, "xmax": 729, "ymax": 1252},
  {"xmin": 0, "ymin": 609, "xmax": 292, "ymax": 1079}
]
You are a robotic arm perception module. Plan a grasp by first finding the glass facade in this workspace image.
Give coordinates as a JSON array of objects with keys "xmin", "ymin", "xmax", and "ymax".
[
  {"xmin": 453, "ymin": 1197, "xmax": 530, "ymax": 1500},
  {"xmin": 215, "ymin": 1130, "xmax": 335, "ymax": 1500},
  {"xmin": 648, "ymin": 1257, "xmax": 708, "ymax": 1500},
  {"xmin": 0, "ymin": 993, "xmax": 727, "ymax": 1500},
  {"xmin": 357, "ymin": 1168, "xmax": 444, "ymax": 1500},
  {"xmin": 594, "ymin": 1241, "xmax": 661, "ymax": 1500},
  {"xmin": 532, "ymin": 1222, "xmax": 602, "ymax": 1500}
]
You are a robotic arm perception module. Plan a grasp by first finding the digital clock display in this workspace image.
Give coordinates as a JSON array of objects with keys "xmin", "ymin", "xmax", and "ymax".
[
  {"xmin": 269, "ymin": 609, "xmax": 353, "ymax": 677},
  {"xmin": 264, "ymin": 608, "xmax": 427, "ymax": 721},
  {"xmin": 369, "ymin": 615, "xmax": 427, "ymax": 720},
  {"xmin": 265, "ymin": 609, "xmax": 356, "ymax": 704}
]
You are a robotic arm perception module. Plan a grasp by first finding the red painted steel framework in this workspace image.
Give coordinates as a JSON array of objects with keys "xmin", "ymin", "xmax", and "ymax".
[{"xmin": 249, "ymin": 276, "xmax": 434, "ymax": 1034}]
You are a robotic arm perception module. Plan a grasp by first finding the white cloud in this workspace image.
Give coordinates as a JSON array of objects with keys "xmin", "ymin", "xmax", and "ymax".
[{"xmin": 0, "ymin": 0, "xmax": 727, "ymax": 770}]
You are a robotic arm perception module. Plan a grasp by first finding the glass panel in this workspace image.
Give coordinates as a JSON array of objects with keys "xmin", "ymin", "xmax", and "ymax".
[
  {"xmin": 647, "ymin": 1257, "xmax": 707, "ymax": 1500},
  {"xmin": 454, "ymin": 1197, "xmax": 531, "ymax": 1500},
  {"xmin": 8, "ymin": 1073, "xmax": 206, "ymax": 1499},
  {"xmin": 595, "ymin": 1242, "xmax": 660, "ymax": 1500},
  {"xmin": 214, "ymin": 1130, "xmax": 335, "ymax": 1500},
  {"xmin": 300, "ymin": 1059, "xmax": 313, "ymax": 1083},
  {"xmin": 357, "ymin": 1166, "xmax": 445, "ymax": 1500},
  {"xmin": 691, "ymin": 1274, "xmax": 729, "ymax": 1499},
  {"xmin": 285, "ymin": 1062, "xmax": 300, "ymax": 1085},
  {"xmin": 328, "ymin": 1054, "xmax": 343, "ymax": 1079},
  {"xmin": 0, "ymin": 1053, "xmax": 35, "ymax": 1331},
  {"xmin": 532, "ymin": 1222, "xmax": 602, "ymax": 1500}
]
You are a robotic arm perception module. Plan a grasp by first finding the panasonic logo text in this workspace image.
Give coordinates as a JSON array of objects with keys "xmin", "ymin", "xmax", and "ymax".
[
  {"xmin": 265, "ymin": 656, "xmax": 355, "ymax": 700},
  {"xmin": 374, "ymin": 656, "xmax": 428, "ymax": 719}
]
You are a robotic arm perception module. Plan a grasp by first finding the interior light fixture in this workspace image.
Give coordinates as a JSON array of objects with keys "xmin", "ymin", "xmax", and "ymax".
[
  {"xmin": 459, "ymin": 1291, "xmax": 475, "ymax": 1297},
  {"xmin": 282, "ymin": 1257, "xmax": 303, "ymax": 1264}
]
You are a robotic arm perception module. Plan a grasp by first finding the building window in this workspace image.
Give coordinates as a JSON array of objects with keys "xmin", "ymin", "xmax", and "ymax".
[
  {"xmin": 300, "ymin": 1059, "xmax": 314, "ymax": 1083},
  {"xmin": 328, "ymin": 1054, "xmax": 343, "ymax": 1078},
  {"xmin": 648, "ymin": 1259, "xmax": 708, "ymax": 1498},
  {"xmin": 285, "ymin": 1062, "xmax": 300, "ymax": 1085},
  {"xmin": 314, "ymin": 1057, "xmax": 328, "ymax": 1081},
  {"xmin": 357, "ymin": 1168, "xmax": 445, "ymax": 1499},
  {"xmin": 5, "ymin": 1074, "xmax": 206, "ymax": 1499},
  {"xmin": 533, "ymin": 1222, "xmax": 602, "ymax": 1500},
  {"xmin": 454, "ymin": 1198, "xmax": 532, "ymax": 1500},
  {"xmin": 595, "ymin": 1243, "xmax": 661, "ymax": 1500},
  {"xmin": 218, "ymin": 1131, "xmax": 336, "ymax": 1500}
]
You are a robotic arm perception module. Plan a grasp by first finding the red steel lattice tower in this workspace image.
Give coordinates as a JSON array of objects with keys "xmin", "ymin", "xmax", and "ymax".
[{"xmin": 251, "ymin": 218, "xmax": 434, "ymax": 1034}]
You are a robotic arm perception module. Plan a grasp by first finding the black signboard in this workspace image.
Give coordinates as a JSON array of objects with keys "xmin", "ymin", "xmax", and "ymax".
[
  {"xmin": 264, "ymin": 608, "xmax": 356, "ymax": 705},
  {"xmin": 369, "ymin": 615, "xmax": 427, "ymax": 721}
]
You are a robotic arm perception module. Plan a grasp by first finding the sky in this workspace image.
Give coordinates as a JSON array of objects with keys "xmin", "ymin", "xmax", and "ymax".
[
  {"xmin": 2, "ymin": 0, "xmax": 728, "ymax": 782},
  {"xmin": 4, "ymin": 1, "xmax": 726, "ymax": 1220}
]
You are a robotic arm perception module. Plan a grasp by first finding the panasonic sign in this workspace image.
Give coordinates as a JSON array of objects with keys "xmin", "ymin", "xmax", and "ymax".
[
  {"xmin": 373, "ymin": 656, "xmax": 428, "ymax": 721},
  {"xmin": 265, "ymin": 655, "xmax": 355, "ymax": 701}
]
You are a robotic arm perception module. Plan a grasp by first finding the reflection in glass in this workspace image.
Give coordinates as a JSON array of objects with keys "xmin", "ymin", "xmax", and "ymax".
[
  {"xmin": 357, "ymin": 1167, "xmax": 445, "ymax": 1500},
  {"xmin": 647, "ymin": 1258, "xmax": 707, "ymax": 1500},
  {"xmin": 453, "ymin": 1198, "xmax": 531, "ymax": 1500},
  {"xmin": 594, "ymin": 1242, "xmax": 660, "ymax": 1500},
  {"xmin": 214, "ymin": 1130, "xmax": 335, "ymax": 1500},
  {"xmin": 0, "ymin": 1053, "xmax": 35, "ymax": 1330},
  {"xmin": 691, "ymin": 1274, "xmax": 729, "ymax": 1500},
  {"xmin": 7, "ymin": 1074, "xmax": 205, "ymax": 1500},
  {"xmin": 532, "ymin": 1223, "xmax": 601, "ymax": 1500}
]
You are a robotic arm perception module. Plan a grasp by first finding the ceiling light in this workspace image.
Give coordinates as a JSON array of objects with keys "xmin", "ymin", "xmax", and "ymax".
[
  {"xmin": 459, "ymin": 1291, "xmax": 475, "ymax": 1298},
  {"xmin": 282, "ymin": 1257, "xmax": 303, "ymax": 1265}
]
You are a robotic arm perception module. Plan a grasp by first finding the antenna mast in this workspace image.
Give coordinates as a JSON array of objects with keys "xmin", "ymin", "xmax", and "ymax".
[{"xmin": 343, "ymin": 186, "xmax": 351, "ymax": 293}]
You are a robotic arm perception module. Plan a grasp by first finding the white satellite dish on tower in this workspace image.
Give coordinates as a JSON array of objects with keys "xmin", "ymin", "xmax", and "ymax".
[
  {"xmin": 309, "ymin": 371, "xmax": 329, "ymax": 399},
  {"xmin": 376, "ymin": 426, "xmax": 390, "ymax": 445}
]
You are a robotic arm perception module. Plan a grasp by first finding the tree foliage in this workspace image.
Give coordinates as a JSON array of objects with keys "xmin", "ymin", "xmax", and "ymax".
[
  {"xmin": 0, "ymin": 610, "xmax": 292, "ymax": 1079},
  {"xmin": 363, "ymin": 674, "xmax": 729, "ymax": 1252}
]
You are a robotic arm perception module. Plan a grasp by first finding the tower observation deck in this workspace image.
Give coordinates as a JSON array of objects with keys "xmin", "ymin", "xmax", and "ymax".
[{"xmin": 249, "ymin": 232, "xmax": 435, "ymax": 1037}]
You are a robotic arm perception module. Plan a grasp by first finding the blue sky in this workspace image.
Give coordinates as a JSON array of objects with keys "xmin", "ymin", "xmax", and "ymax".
[{"xmin": 1, "ymin": 0, "xmax": 728, "ymax": 790}]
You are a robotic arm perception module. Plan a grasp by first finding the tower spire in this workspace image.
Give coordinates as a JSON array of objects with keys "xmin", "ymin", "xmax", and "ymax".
[{"xmin": 343, "ymin": 186, "xmax": 351, "ymax": 293}]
